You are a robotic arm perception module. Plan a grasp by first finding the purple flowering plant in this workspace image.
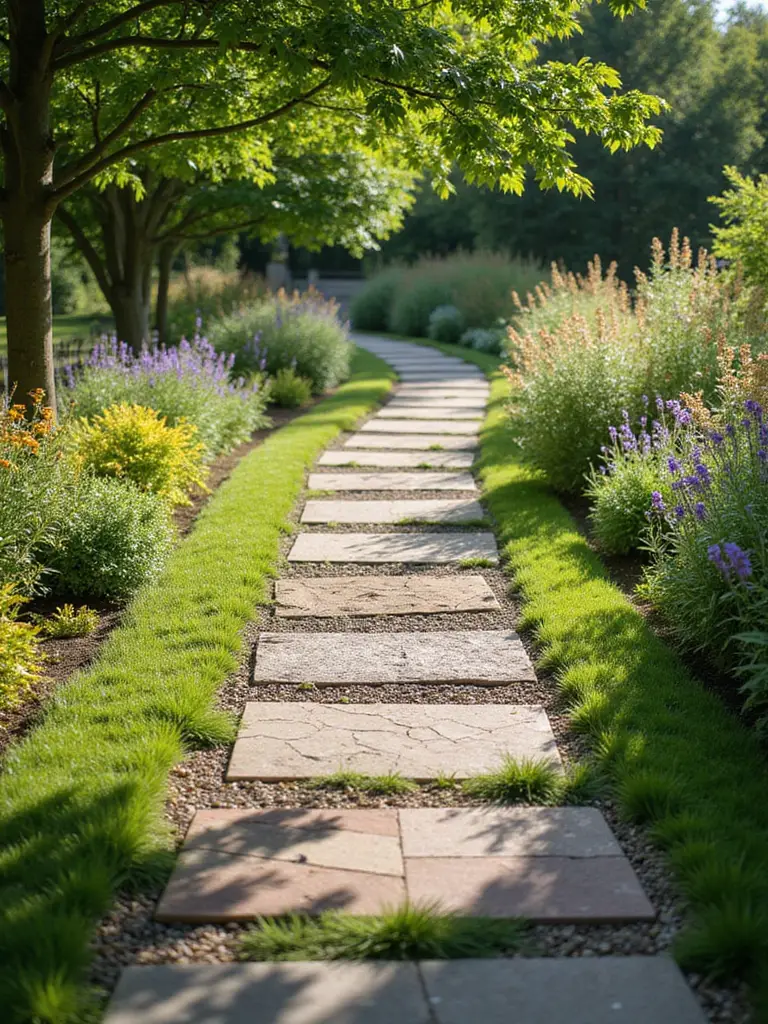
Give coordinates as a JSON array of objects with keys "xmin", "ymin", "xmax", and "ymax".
[{"xmin": 62, "ymin": 327, "xmax": 270, "ymax": 457}]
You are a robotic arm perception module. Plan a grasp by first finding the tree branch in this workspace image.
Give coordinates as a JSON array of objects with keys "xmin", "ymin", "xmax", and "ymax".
[
  {"xmin": 171, "ymin": 214, "xmax": 268, "ymax": 243},
  {"xmin": 53, "ymin": 34, "xmax": 265, "ymax": 69},
  {"xmin": 56, "ymin": 204, "xmax": 113, "ymax": 300},
  {"xmin": 48, "ymin": 78, "xmax": 331, "ymax": 204},
  {"xmin": 57, "ymin": 1, "xmax": 182, "ymax": 52}
]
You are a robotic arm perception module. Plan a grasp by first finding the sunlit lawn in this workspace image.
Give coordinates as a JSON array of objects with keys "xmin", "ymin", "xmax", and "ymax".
[{"xmin": 0, "ymin": 312, "xmax": 114, "ymax": 359}]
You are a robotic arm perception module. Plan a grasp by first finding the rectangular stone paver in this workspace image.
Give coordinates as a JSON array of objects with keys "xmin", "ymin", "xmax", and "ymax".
[
  {"xmin": 155, "ymin": 808, "xmax": 406, "ymax": 922},
  {"xmin": 387, "ymin": 399, "xmax": 487, "ymax": 410},
  {"xmin": 421, "ymin": 958, "xmax": 707, "ymax": 1024},
  {"xmin": 307, "ymin": 471, "xmax": 477, "ymax": 491},
  {"xmin": 274, "ymin": 574, "xmax": 500, "ymax": 618},
  {"xmin": 399, "ymin": 808, "xmax": 622, "ymax": 858},
  {"xmin": 405, "ymin": 857, "xmax": 654, "ymax": 921},
  {"xmin": 301, "ymin": 499, "xmax": 484, "ymax": 524},
  {"xmin": 345, "ymin": 433, "xmax": 478, "ymax": 451},
  {"xmin": 287, "ymin": 532, "xmax": 498, "ymax": 564},
  {"xmin": 318, "ymin": 451, "xmax": 475, "ymax": 468},
  {"xmin": 252, "ymin": 630, "xmax": 534, "ymax": 685},
  {"xmin": 398, "ymin": 372, "xmax": 484, "ymax": 382},
  {"xmin": 105, "ymin": 963, "xmax": 428, "ymax": 1024},
  {"xmin": 375, "ymin": 408, "xmax": 483, "ymax": 421},
  {"xmin": 228, "ymin": 703, "xmax": 559, "ymax": 781},
  {"xmin": 359, "ymin": 420, "xmax": 479, "ymax": 435}
]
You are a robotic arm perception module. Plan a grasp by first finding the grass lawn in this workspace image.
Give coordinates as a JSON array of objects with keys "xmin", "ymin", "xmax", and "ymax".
[
  {"xmin": 0, "ymin": 347, "xmax": 394, "ymax": 1024},
  {"xmin": 372, "ymin": 333, "xmax": 768, "ymax": 1011},
  {"xmin": 0, "ymin": 313, "xmax": 113, "ymax": 360}
]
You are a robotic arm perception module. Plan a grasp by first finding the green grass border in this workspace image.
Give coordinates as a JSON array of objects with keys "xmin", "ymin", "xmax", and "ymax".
[
  {"xmin": 363, "ymin": 332, "xmax": 768, "ymax": 1003},
  {"xmin": 0, "ymin": 347, "xmax": 394, "ymax": 1024}
]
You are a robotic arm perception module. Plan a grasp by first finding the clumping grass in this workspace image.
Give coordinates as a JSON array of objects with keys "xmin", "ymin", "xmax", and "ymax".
[
  {"xmin": 240, "ymin": 904, "xmax": 528, "ymax": 962},
  {"xmin": 458, "ymin": 556, "xmax": 495, "ymax": 569},
  {"xmin": 305, "ymin": 488, "xmax": 335, "ymax": 498},
  {"xmin": 428, "ymin": 443, "xmax": 445, "ymax": 451},
  {"xmin": 367, "ymin": 332, "xmax": 768, "ymax": 1006},
  {"xmin": 463, "ymin": 757, "xmax": 562, "ymax": 804},
  {"xmin": 0, "ymin": 348, "xmax": 394, "ymax": 1024},
  {"xmin": 36, "ymin": 604, "xmax": 100, "ymax": 639},
  {"xmin": 308, "ymin": 771, "xmax": 417, "ymax": 795}
]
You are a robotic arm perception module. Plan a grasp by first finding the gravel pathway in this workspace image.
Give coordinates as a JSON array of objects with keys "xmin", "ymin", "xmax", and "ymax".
[{"xmin": 93, "ymin": 339, "xmax": 750, "ymax": 1024}]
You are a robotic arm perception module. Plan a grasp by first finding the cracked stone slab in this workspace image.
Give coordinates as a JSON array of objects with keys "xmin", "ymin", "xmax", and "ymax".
[
  {"xmin": 228, "ymin": 703, "xmax": 560, "ymax": 781},
  {"xmin": 375, "ymin": 408, "xmax": 483, "ymax": 421},
  {"xmin": 287, "ymin": 531, "xmax": 498, "ymax": 564},
  {"xmin": 399, "ymin": 808, "xmax": 622, "ymax": 858},
  {"xmin": 307, "ymin": 471, "xmax": 477, "ymax": 491},
  {"xmin": 274, "ymin": 574, "xmax": 500, "ymax": 618},
  {"xmin": 421, "ymin": 958, "xmax": 707, "ymax": 1024},
  {"xmin": 359, "ymin": 420, "xmax": 480, "ymax": 435},
  {"xmin": 155, "ymin": 809, "xmax": 406, "ymax": 922},
  {"xmin": 318, "ymin": 450, "xmax": 475, "ymax": 468},
  {"xmin": 301, "ymin": 498, "xmax": 484, "ymax": 524},
  {"xmin": 344, "ymin": 433, "xmax": 479, "ymax": 451},
  {"xmin": 252, "ymin": 630, "xmax": 534, "ymax": 685},
  {"xmin": 104, "ymin": 963, "xmax": 428, "ymax": 1024},
  {"xmin": 405, "ymin": 856, "xmax": 655, "ymax": 921}
]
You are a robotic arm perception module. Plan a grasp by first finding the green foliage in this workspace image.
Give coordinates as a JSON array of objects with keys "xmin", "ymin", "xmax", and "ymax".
[
  {"xmin": 165, "ymin": 270, "xmax": 267, "ymax": 344},
  {"xmin": 0, "ymin": 349, "xmax": 393, "ymax": 1024},
  {"xmin": 309, "ymin": 771, "xmax": 416, "ymax": 795},
  {"xmin": 460, "ymin": 327, "xmax": 505, "ymax": 354},
  {"xmin": 427, "ymin": 305, "xmax": 465, "ymax": 344},
  {"xmin": 586, "ymin": 456, "xmax": 662, "ymax": 555},
  {"xmin": 209, "ymin": 292, "xmax": 352, "ymax": 393},
  {"xmin": 268, "ymin": 367, "xmax": 313, "ymax": 409},
  {"xmin": 463, "ymin": 757, "xmax": 563, "ymax": 804},
  {"xmin": 72, "ymin": 404, "xmax": 207, "ymax": 507},
  {"xmin": 349, "ymin": 266, "xmax": 407, "ymax": 331},
  {"xmin": 39, "ymin": 475, "xmax": 175, "ymax": 600},
  {"xmin": 241, "ymin": 906, "xmax": 527, "ymax": 962},
  {"xmin": 0, "ymin": 585, "xmax": 42, "ymax": 711},
  {"xmin": 37, "ymin": 604, "xmax": 99, "ymax": 639},
  {"xmin": 711, "ymin": 166, "xmax": 768, "ymax": 295}
]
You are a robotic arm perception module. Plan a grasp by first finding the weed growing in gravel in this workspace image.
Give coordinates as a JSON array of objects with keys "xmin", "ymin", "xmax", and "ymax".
[
  {"xmin": 458, "ymin": 557, "xmax": 495, "ymax": 569},
  {"xmin": 463, "ymin": 757, "xmax": 562, "ymax": 804},
  {"xmin": 433, "ymin": 772, "xmax": 459, "ymax": 790},
  {"xmin": 37, "ymin": 604, "xmax": 99, "ymax": 638},
  {"xmin": 309, "ymin": 771, "xmax": 416, "ymax": 795},
  {"xmin": 240, "ymin": 904, "xmax": 528, "ymax": 961},
  {"xmin": 305, "ymin": 489, "xmax": 335, "ymax": 498}
]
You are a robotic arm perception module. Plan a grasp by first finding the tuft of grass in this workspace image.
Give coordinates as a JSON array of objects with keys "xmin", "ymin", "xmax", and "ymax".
[
  {"xmin": 305, "ymin": 488, "xmax": 335, "ymax": 498},
  {"xmin": 0, "ymin": 348, "xmax": 394, "ymax": 1024},
  {"xmin": 428, "ymin": 443, "xmax": 445, "ymax": 451},
  {"xmin": 433, "ymin": 772, "xmax": 459, "ymax": 790},
  {"xmin": 463, "ymin": 757, "xmax": 562, "ymax": 804},
  {"xmin": 458, "ymin": 556, "xmax": 495, "ymax": 569},
  {"xmin": 36, "ymin": 604, "xmax": 99, "ymax": 639},
  {"xmin": 240, "ymin": 904, "xmax": 528, "ymax": 962},
  {"xmin": 308, "ymin": 771, "xmax": 416, "ymax": 795}
]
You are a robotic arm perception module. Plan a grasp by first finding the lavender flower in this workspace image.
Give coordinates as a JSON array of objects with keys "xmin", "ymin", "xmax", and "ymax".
[{"xmin": 651, "ymin": 491, "xmax": 666, "ymax": 512}]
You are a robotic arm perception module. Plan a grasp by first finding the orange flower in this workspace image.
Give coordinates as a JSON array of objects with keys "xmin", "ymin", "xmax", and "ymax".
[
  {"xmin": 0, "ymin": 458, "xmax": 11, "ymax": 469},
  {"xmin": 28, "ymin": 388, "xmax": 45, "ymax": 405}
]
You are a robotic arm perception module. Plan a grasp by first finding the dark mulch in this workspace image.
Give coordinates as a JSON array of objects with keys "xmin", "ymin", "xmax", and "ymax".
[{"xmin": 0, "ymin": 400, "xmax": 320, "ymax": 761}]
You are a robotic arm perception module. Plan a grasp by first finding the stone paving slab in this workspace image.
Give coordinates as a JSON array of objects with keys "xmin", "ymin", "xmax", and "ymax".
[
  {"xmin": 421, "ymin": 957, "xmax": 707, "ymax": 1024},
  {"xmin": 359, "ymin": 420, "xmax": 479, "ymax": 435},
  {"xmin": 399, "ymin": 807, "xmax": 622, "ymax": 858},
  {"xmin": 301, "ymin": 498, "xmax": 485, "ymax": 524},
  {"xmin": 376, "ymin": 408, "xmax": 483, "ymax": 421},
  {"xmin": 344, "ymin": 433, "xmax": 479, "ymax": 450},
  {"xmin": 252, "ymin": 630, "xmax": 534, "ymax": 685},
  {"xmin": 287, "ymin": 531, "xmax": 498, "ymax": 563},
  {"xmin": 405, "ymin": 856, "xmax": 655, "ymax": 921},
  {"xmin": 318, "ymin": 450, "xmax": 475, "ymax": 468},
  {"xmin": 105, "ymin": 963, "xmax": 428, "ymax": 1024},
  {"xmin": 274, "ymin": 574, "xmax": 500, "ymax": 618},
  {"xmin": 307, "ymin": 471, "xmax": 477, "ymax": 491},
  {"xmin": 387, "ymin": 399, "xmax": 487, "ymax": 410},
  {"xmin": 397, "ymin": 374, "xmax": 485, "ymax": 384},
  {"xmin": 227, "ymin": 703, "xmax": 558, "ymax": 780},
  {"xmin": 396, "ymin": 381, "xmax": 489, "ymax": 390},
  {"xmin": 155, "ymin": 809, "xmax": 406, "ymax": 921}
]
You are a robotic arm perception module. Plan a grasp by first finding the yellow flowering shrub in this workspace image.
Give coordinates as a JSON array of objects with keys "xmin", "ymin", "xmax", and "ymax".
[
  {"xmin": 72, "ymin": 403, "xmax": 207, "ymax": 506},
  {"xmin": 0, "ymin": 584, "xmax": 42, "ymax": 711}
]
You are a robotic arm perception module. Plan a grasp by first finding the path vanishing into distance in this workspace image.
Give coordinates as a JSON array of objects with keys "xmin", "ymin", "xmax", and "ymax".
[{"xmin": 104, "ymin": 338, "xmax": 707, "ymax": 1024}]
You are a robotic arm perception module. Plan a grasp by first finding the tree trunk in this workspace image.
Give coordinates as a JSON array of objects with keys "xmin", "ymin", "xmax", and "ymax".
[
  {"xmin": 155, "ymin": 242, "xmax": 176, "ymax": 347},
  {"xmin": 3, "ymin": 0, "xmax": 57, "ymax": 410},
  {"xmin": 112, "ymin": 284, "xmax": 151, "ymax": 351}
]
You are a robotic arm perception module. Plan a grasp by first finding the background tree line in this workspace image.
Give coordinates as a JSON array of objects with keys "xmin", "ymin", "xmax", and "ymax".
[{"xmin": 377, "ymin": 0, "xmax": 768, "ymax": 275}]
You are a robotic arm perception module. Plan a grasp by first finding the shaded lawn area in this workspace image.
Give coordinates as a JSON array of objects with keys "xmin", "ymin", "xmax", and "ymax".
[{"xmin": 0, "ymin": 313, "xmax": 114, "ymax": 360}]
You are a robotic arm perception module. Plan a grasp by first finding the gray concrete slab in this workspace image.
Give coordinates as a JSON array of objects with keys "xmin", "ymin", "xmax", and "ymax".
[
  {"xmin": 422, "ymin": 958, "xmax": 707, "ymax": 1024},
  {"xmin": 105, "ymin": 962, "xmax": 429, "ymax": 1024},
  {"xmin": 301, "ymin": 498, "xmax": 484, "ymax": 524},
  {"xmin": 274, "ymin": 574, "xmax": 499, "ymax": 618},
  {"xmin": 252, "ymin": 630, "xmax": 535, "ymax": 685},
  {"xmin": 318, "ymin": 450, "xmax": 475, "ymax": 468},
  {"xmin": 359, "ymin": 420, "xmax": 479, "ymax": 435},
  {"xmin": 344, "ymin": 433, "xmax": 478, "ymax": 450},
  {"xmin": 375, "ymin": 408, "xmax": 483, "ymax": 420},
  {"xmin": 307, "ymin": 471, "xmax": 477, "ymax": 491},
  {"xmin": 287, "ymin": 531, "xmax": 498, "ymax": 563},
  {"xmin": 228, "ymin": 703, "xmax": 559, "ymax": 781}
]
